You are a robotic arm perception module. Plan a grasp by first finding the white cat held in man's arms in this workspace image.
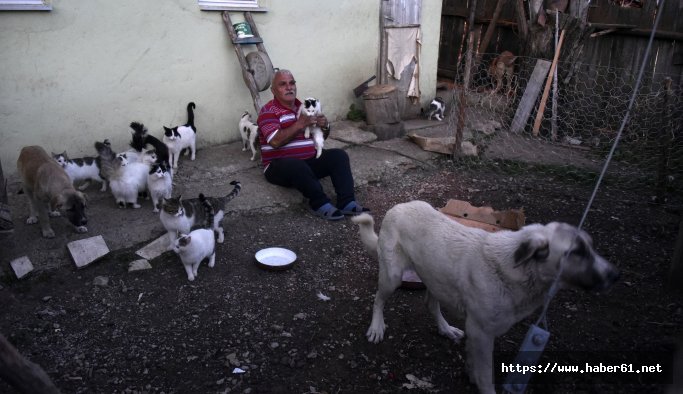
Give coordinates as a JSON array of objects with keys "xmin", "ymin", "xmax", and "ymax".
[
  {"xmin": 173, "ymin": 228, "xmax": 216, "ymax": 281},
  {"xmin": 298, "ymin": 97, "xmax": 325, "ymax": 159}
]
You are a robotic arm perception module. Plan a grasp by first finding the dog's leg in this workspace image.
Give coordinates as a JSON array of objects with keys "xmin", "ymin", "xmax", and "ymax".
[
  {"xmin": 367, "ymin": 254, "xmax": 404, "ymax": 343},
  {"xmin": 465, "ymin": 318, "xmax": 497, "ymax": 394},
  {"xmin": 208, "ymin": 252, "xmax": 216, "ymax": 268},
  {"xmin": 426, "ymin": 291, "xmax": 464, "ymax": 342}
]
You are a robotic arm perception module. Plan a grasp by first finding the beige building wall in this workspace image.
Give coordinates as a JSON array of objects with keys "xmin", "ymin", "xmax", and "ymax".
[{"xmin": 0, "ymin": 0, "xmax": 442, "ymax": 176}]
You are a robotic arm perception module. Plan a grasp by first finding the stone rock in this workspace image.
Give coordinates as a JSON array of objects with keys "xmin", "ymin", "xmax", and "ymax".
[
  {"xmin": 136, "ymin": 234, "xmax": 169, "ymax": 260},
  {"xmin": 67, "ymin": 235, "xmax": 109, "ymax": 269},
  {"xmin": 128, "ymin": 259, "xmax": 152, "ymax": 272},
  {"xmin": 93, "ymin": 276, "xmax": 109, "ymax": 286},
  {"xmin": 10, "ymin": 256, "xmax": 33, "ymax": 279}
]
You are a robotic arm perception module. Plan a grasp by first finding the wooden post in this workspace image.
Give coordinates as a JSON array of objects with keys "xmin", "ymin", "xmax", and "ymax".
[
  {"xmin": 0, "ymin": 333, "xmax": 60, "ymax": 394},
  {"xmin": 478, "ymin": 0, "xmax": 507, "ymax": 55},
  {"xmin": 532, "ymin": 29, "xmax": 565, "ymax": 137},
  {"xmin": 514, "ymin": 0, "xmax": 529, "ymax": 42},
  {"xmin": 0, "ymin": 159, "xmax": 12, "ymax": 234},
  {"xmin": 668, "ymin": 213, "xmax": 683, "ymax": 293},
  {"xmin": 455, "ymin": 0, "xmax": 478, "ymax": 157},
  {"xmin": 655, "ymin": 78, "xmax": 673, "ymax": 203}
]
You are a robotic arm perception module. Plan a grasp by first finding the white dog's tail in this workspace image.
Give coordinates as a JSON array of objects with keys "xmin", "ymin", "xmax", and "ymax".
[{"xmin": 351, "ymin": 213, "xmax": 378, "ymax": 260}]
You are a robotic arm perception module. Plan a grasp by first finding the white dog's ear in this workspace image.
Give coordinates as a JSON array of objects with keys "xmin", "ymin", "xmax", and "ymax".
[{"xmin": 514, "ymin": 233, "xmax": 549, "ymax": 266}]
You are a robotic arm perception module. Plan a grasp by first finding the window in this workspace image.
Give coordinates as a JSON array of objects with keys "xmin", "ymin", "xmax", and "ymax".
[
  {"xmin": 198, "ymin": 0, "xmax": 265, "ymax": 11},
  {"xmin": 0, "ymin": 0, "xmax": 51, "ymax": 11}
]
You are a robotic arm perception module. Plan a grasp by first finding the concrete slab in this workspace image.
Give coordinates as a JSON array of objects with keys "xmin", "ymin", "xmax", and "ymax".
[
  {"xmin": 67, "ymin": 235, "xmax": 109, "ymax": 269},
  {"xmin": 136, "ymin": 234, "xmax": 171, "ymax": 260},
  {"xmin": 128, "ymin": 259, "xmax": 152, "ymax": 272},
  {"xmin": 10, "ymin": 256, "xmax": 33, "ymax": 279}
]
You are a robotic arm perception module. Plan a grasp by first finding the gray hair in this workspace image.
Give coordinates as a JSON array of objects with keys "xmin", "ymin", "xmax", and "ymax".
[{"xmin": 271, "ymin": 69, "xmax": 293, "ymax": 88}]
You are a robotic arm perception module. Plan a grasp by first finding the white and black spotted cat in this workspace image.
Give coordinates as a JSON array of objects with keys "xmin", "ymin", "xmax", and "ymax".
[
  {"xmin": 147, "ymin": 161, "xmax": 173, "ymax": 213},
  {"xmin": 163, "ymin": 102, "xmax": 197, "ymax": 169},
  {"xmin": 52, "ymin": 151, "xmax": 107, "ymax": 191},
  {"xmin": 130, "ymin": 121, "xmax": 171, "ymax": 169},
  {"xmin": 298, "ymin": 97, "xmax": 324, "ymax": 158},
  {"xmin": 159, "ymin": 180, "xmax": 241, "ymax": 248},
  {"xmin": 173, "ymin": 228, "xmax": 216, "ymax": 281}
]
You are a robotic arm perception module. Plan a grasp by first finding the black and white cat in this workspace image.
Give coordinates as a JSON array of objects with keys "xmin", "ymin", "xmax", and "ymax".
[
  {"xmin": 147, "ymin": 161, "xmax": 173, "ymax": 213},
  {"xmin": 298, "ymin": 97, "xmax": 324, "ymax": 158},
  {"xmin": 172, "ymin": 228, "xmax": 216, "ymax": 281},
  {"xmin": 159, "ymin": 180, "xmax": 241, "ymax": 248},
  {"xmin": 427, "ymin": 97, "xmax": 446, "ymax": 121},
  {"xmin": 94, "ymin": 141, "xmax": 153, "ymax": 209},
  {"xmin": 52, "ymin": 151, "xmax": 107, "ymax": 192},
  {"xmin": 163, "ymin": 102, "xmax": 197, "ymax": 169},
  {"xmin": 130, "ymin": 121, "xmax": 171, "ymax": 169},
  {"xmin": 238, "ymin": 111, "xmax": 259, "ymax": 161}
]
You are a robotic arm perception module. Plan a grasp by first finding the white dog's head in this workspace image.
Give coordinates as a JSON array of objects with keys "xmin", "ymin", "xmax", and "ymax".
[
  {"xmin": 514, "ymin": 222, "xmax": 619, "ymax": 292},
  {"xmin": 300, "ymin": 97, "xmax": 321, "ymax": 117}
]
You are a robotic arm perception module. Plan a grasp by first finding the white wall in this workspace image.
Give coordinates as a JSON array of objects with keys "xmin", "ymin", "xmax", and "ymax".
[{"xmin": 0, "ymin": 0, "xmax": 441, "ymax": 176}]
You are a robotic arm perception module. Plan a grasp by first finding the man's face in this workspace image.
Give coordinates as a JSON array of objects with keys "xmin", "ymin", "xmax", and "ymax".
[{"xmin": 272, "ymin": 72, "xmax": 297, "ymax": 107}]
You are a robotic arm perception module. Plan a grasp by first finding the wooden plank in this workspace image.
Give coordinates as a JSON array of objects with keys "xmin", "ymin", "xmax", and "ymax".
[
  {"xmin": 533, "ymin": 29, "xmax": 566, "ymax": 136},
  {"xmin": 510, "ymin": 59, "xmax": 551, "ymax": 134}
]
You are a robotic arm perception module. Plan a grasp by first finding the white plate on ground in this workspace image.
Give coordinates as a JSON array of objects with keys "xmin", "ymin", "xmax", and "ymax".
[{"xmin": 254, "ymin": 247, "xmax": 297, "ymax": 271}]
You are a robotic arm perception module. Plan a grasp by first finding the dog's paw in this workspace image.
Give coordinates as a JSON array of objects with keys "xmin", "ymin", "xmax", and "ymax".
[
  {"xmin": 439, "ymin": 325, "xmax": 465, "ymax": 343},
  {"xmin": 75, "ymin": 226, "xmax": 88, "ymax": 233},
  {"xmin": 26, "ymin": 216, "xmax": 38, "ymax": 225},
  {"xmin": 49, "ymin": 210, "xmax": 61, "ymax": 217},
  {"xmin": 42, "ymin": 228, "xmax": 56, "ymax": 238},
  {"xmin": 132, "ymin": 203, "xmax": 141, "ymax": 209},
  {"xmin": 366, "ymin": 325, "xmax": 386, "ymax": 344}
]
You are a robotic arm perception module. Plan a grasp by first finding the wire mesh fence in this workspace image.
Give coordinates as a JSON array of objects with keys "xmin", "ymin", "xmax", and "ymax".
[{"xmin": 444, "ymin": 53, "xmax": 683, "ymax": 208}]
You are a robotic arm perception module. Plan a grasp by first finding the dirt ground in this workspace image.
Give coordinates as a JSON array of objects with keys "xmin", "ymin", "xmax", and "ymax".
[{"xmin": 0, "ymin": 156, "xmax": 681, "ymax": 394}]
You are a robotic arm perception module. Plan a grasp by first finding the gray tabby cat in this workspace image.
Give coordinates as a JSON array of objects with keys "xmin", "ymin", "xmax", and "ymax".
[{"xmin": 159, "ymin": 180, "xmax": 241, "ymax": 248}]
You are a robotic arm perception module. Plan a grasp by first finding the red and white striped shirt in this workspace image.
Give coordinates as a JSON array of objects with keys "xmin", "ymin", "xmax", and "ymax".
[{"xmin": 257, "ymin": 98, "xmax": 316, "ymax": 171}]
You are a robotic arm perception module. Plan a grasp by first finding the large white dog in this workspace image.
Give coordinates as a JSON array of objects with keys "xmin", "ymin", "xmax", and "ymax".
[{"xmin": 352, "ymin": 200, "xmax": 619, "ymax": 394}]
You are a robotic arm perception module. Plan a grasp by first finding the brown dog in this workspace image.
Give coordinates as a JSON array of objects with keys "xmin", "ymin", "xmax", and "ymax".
[
  {"xmin": 489, "ymin": 51, "xmax": 517, "ymax": 95},
  {"xmin": 17, "ymin": 146, "xmax": 88, "ymax": 238}
]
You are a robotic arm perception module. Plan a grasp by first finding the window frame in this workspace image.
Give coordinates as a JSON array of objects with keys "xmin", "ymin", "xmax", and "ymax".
[
  {"xmin": 198, "ymin": 0, "xmax": 266, "ymax": 12},
  {"xmin": 0, "ymin": 0, "xmax": 51, "ymax": 11}
]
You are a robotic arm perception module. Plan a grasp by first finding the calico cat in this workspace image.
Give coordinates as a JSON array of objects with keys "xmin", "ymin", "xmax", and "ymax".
[
  {"xmin": 52, "ymin": 151, "xmax": 107, "ymax": 191},
  {"xmin": 129, "ymin": 121, "xmax": 171, "ymax": 169},
  {"xmin": 147, "ymin": 161, "xmax": 173, "ymax": 213},
  {"xmin": 298, "ymin": 97, "xmax": 325, "ymax": 158},
  {"xmin": 159, "ymin": 180, "xmax": 241, "ymax": 248},
  {"xmin": 94, "ymin": 141, "xmax": 153, "ymax": 208},
  {"xmin": 163, "ymin": 102, "xmax": 197, "ymax": 169},
  {"xmin": 172, "ymin": 228, "xmax": 216, "ymax": 281}
]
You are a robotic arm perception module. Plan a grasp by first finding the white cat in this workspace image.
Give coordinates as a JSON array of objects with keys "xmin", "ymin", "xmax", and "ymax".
[
  {"xmin": 298, "ymin": 97, "xmax": 324, "ymax": 158},
  {"xmin": 172, "ymin": 228, "xmax": 216, "ymax": 281},
  {"xmin": 238, "ymin": 111, "xmax": 259, "ymax": 161},
  {"xmin": 147, "ymin": 161, "xmax": 173, "ymax": 213},
  {"xmin": 108, "ymin": 151, "xmax": 153, "ymax": 209},
  {"xmin": 164, "ymin": 102, "xmax": 197, "ymax": 169},
  {"xmin": 52, "ymin": 151, "xmax": 107, "ymax": 191}
]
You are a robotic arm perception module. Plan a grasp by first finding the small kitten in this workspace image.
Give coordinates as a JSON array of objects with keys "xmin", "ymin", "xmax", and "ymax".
[
  {"xmin": 160, "ymin": 180, "xmax": 241, "ymax": 248},
  {"xmin": 130, "ymin": 121, "xmax": 171, "ymax": 169},
  {"xmin": 238, "ymin": 111, "xmax": 259, "ymax": 161},
  {"xmin": 427, "ymin": 97, "xmax": 445, "ymax": 121},
  {"xmin": 298, "ymin": 97, "xmax": 324, "ymax": 158},
  {"xmin": 173, "ymin": 228, "xmax": 216, "ymax": 281},
  {"xmin": 52, "ymin": 151, "xmax": 107, "ymax": 191},
  {"xmin": 163, "ymin": 102, "xmax": 197, "ymax": 169},
  {"xmin": 147, "ymin": 161, "xmax": 173, "ymax": 213}
]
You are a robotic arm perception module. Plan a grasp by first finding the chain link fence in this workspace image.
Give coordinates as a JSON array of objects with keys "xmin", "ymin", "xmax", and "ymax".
[{"xmin": 444, "ymin": 53, "xmax": 683, "ymax": 208}]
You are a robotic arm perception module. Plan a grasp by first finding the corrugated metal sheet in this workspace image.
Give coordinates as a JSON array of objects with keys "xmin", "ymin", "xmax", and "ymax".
[{"xmin": 383, "ymin": 0, "xmax": 422, "ymax": 26}]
